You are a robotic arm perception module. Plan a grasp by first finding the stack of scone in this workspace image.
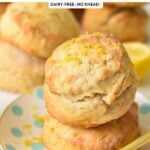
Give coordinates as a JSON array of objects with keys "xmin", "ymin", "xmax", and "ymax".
[
  {"xmin": 0, "ymin": 3, "xmax": 80, "ymax": 93},
  {"xmin": 82, "ymin": 3, "xmax": 148, "ymax": 42},
  {"xmin": 43, "ymin": 33, "xmax": 140, "ymax": 150}
]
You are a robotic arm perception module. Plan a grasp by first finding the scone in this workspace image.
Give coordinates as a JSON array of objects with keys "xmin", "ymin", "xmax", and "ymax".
[
  {"xmin": 0, "ymin": 3, "xmax": 80, "ymax": 58},
  {"xmin": 45, "ymin": 33, "xmax": 138, "ymax": 128},
  {"xmin": 42, "ymin": 104, "xmax": 140, "ymax": 150},
  {"xmin": 82, "ymin": 6, "xmax": 148, "ymax": 42},
  {"xmin": 0, "ymin": 40, "xmax": 45, "ymax": 93}
]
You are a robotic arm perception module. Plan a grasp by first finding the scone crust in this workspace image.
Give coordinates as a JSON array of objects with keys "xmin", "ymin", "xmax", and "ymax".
[
  {"xmin": 0, "ymin": 40, "xmax": 45, "ymax": 93},
  {"xmin": 82, "ymin": 6, "xmax": 148, "ymax": 42},
  {"xmin": 0, "ymin": 3, "xmax": 80, "ymax": 58},
  {"xmin": 42, "ymin": 104, "xmax": 140, "ymax": 150},
  {"xmin": 45, "ymin": 33, "xmax": 138, "ymax": 127}
]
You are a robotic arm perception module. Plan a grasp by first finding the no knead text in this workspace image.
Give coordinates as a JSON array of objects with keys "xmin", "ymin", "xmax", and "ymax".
[{"xmin": 49, "ymin": 0, "xmax": 103, "ymax": 8}]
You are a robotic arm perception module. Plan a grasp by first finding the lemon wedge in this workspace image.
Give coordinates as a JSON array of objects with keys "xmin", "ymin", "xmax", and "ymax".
[{"xmin": 124, "ymin": 42, "xmax": 150, "ymax": 79}]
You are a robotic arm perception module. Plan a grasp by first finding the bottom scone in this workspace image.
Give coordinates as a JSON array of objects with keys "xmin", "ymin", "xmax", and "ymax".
[
  {"xmin": 42, "ymin": 103, "xmax": 140, "ymax": 150},
  {"xmin": 0, "ymin": 40, "xmax": 45, "ymax": 93}
]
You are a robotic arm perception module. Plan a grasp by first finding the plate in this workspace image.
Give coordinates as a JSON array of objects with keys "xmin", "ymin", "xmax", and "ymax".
[
  {"xmin": 0, "ymin": 87, "xmax": 150, "ymax": 150},
  {"xmin": 0, "ymin": 87, "xmax": 46, "ymax": 150}
]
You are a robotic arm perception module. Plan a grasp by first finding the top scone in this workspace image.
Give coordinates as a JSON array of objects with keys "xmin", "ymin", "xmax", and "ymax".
[
  {"xmin": 0, "ymin": 3, "xmax": 80, "ymax": 58},
  {"xmin": 45, "ymin": 33, "xmax": 138, "ymax": 128}
]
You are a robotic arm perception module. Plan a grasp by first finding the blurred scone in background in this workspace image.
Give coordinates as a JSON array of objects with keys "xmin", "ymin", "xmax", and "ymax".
[
  {"xmin": 0, "ymin": 40, "xmax": 45, "ymax": 93},
  {"xmin": 0, "ymin": 3, "xmax": 80, "ymax": 93},
  {"xmin": 82, "ymin": 5, "xmax": 148, "ymax": 42}
]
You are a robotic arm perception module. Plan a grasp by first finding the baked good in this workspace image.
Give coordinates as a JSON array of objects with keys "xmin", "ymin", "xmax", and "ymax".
[
  {"xmin": 45, "ymin": 33, "xmax": 138, "ymax": 128},
  {"xmin": 106, "ymin": 2, "xmax": 144, "ymax": 7},
  {"xmin": 42, "ymin": 103, "xmax": 140, "ymax": 150},
  {"xmin": 0, "ymin": 40, "xmax": 45, "ymax": 93},
  {"xmin": 82, "ymin": 6, "xmax": 148, "ymax": 42},
  {"xmin": 0, "ymin": 3, "xmax": 80, "ymax": 58}
]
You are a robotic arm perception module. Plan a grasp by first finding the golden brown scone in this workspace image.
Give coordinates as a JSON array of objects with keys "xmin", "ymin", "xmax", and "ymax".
[
  {"xmin": 0, "ymin": 40, "xmax": 45, "ymax": 93},
  {"xmin": 106, "ymin": 2, "xmax": 144, "ymax": 7},
  {"xmin": 42, "ymin": 104, "xmax": 140, "ymax": 150},
  {"xmin": 82, "ymin": 6, "xmax": 148, "ymax": 42},
  {"xmin": 0, "ymin": 3, "xmax": 80, "ymax": 59},
  {"xmin": 45, "ymin": 33, "xmax": 138, "ymax": 128}
]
